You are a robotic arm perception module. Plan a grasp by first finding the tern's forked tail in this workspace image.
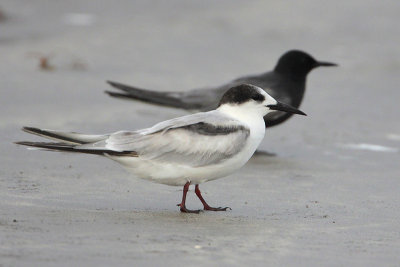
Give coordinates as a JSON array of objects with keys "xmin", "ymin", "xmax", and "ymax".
[
  {"xmin": 15, "ymin": 141, "xmax": 137, "ymax": 156},
  {"xmin": 15, "ymin": 126, "xmax": 138, "ymax": 157}
]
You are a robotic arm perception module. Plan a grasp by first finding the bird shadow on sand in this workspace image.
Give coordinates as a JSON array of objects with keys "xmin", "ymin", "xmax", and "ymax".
[
  {"xmin": 102, "ymin": 209, "xmax": 277, "ymax": 232},
  {"xmin": 254, "ymin": 150, "xmax": 276, "ymax": 157}
]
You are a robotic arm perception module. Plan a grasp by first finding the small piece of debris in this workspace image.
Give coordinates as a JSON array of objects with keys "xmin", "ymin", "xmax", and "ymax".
[
  {"xmin": 13, "ymin": 219, "xmax": 17, "ymax": 223},
  {"xmin": 70, "ymin": 59, "xmax": 87, "ymax": 71},
  {"xmin": 39, "ymin": 56, "xmax": 54, "ymax": 70},
  {"xmin": 26, "ymin": 52, "xmax": 55, "ymax": 71}
]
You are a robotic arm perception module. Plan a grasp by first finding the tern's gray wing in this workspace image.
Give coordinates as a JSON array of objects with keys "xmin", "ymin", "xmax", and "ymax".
[{"xmin": 82, "ymin": 111, "xmax": 250, "ymax": 167}]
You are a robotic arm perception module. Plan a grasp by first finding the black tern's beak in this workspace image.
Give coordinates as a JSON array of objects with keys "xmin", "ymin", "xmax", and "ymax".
[
  {"xmin": 267, "ymin": 101, "xmax": 307, "ymax": 116},
  {"xmin": 314, "ymin": 61, "xmax": 338, "ymax": 67}
]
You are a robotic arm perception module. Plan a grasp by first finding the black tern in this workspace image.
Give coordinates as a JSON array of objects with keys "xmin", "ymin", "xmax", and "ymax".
[
  {"xmin": 16, "ymin": 84, "xmax": 306, "ymax": 213},
  {"xmin": 106, "ymin": 50, "xmax": 335, "ymax": 128}
]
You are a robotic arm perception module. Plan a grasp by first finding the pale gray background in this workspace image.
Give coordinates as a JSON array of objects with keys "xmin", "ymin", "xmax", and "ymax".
[{"xmin": 1, "ymin": 1, "xmax": 399, "ymax": 266}]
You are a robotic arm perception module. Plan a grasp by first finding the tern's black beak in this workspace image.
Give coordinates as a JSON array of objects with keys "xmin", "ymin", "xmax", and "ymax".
[
  {"xmin": 314, "ymin": 61, "xmax": 338, "ymax": 67},
  {"xmin": 267, "ymin": 102, "xmax": 307, "ymax": 116}
]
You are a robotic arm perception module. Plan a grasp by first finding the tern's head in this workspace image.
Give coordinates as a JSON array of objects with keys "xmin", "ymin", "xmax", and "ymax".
[
  {"xmin": 218, "ymin": 84, "xmax": 306, "ymax": 117},
  {"xmin": 274, "ymin": 50, "xmax": 337, "ymax": 77}
]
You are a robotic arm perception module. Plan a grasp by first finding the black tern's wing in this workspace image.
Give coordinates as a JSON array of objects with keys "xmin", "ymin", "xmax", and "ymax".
[
  {"xmin": 101, "ymin": 111, "xmax": 250, "ymax": 167},
  {"xmin": 179, "ymin": 72, "xmax": 274, "ymax": 111},
  {"xmin": 106, "ymin": 81, "xmax": 193, "ymax": 110},
  {"xmin": 106, "ymin": 71, "xmax": 289, "ymax": 113},
  {"xmin": 106, "ymin": 80, "xmax": 228, "ymax": 112}
]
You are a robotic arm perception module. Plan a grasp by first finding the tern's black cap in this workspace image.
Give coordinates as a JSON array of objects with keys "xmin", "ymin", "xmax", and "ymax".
[{"xmin": 219, "ymin": 84, "xmax": 265, "ymax": 106}]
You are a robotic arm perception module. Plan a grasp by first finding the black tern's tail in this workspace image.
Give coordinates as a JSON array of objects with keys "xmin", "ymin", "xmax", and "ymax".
[
  {"xmin": 15, "ymin": 127, "xmax": 138, "ymax": 157},
  {"xmin": 105, "ymin": 81, "xmax": 189, "ymax": 109}
]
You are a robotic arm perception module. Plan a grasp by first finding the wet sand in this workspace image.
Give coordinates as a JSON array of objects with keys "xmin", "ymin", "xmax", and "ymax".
[{"xmin": 1, "ymin": 1, "xmax": 400, "ymax": 266}]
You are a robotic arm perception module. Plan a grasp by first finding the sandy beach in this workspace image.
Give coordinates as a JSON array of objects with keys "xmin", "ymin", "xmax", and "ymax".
[{"xmin": 1, "ymin": 1, "xmax": 400, "ymax": 266}]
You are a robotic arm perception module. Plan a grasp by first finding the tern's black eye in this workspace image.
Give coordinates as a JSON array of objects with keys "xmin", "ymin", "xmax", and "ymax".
[{"xmin": 251, "ymin": 94, "xmax": 265, "ymax": 102}]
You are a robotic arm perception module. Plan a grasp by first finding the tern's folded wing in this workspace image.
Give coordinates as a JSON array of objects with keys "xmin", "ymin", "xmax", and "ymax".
[{"xmin": 97, "ymin": 111, "xmax": 250, "ymax": 167}]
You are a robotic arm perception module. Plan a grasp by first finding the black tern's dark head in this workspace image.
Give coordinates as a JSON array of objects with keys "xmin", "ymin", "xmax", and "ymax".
[
  {"xmin": 274, "ymin": 50, "xmax": 337, "ymax": 78},
  {"xmin": 218, "ymin": 84, "xmax": 306, "ymax": 117}
]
